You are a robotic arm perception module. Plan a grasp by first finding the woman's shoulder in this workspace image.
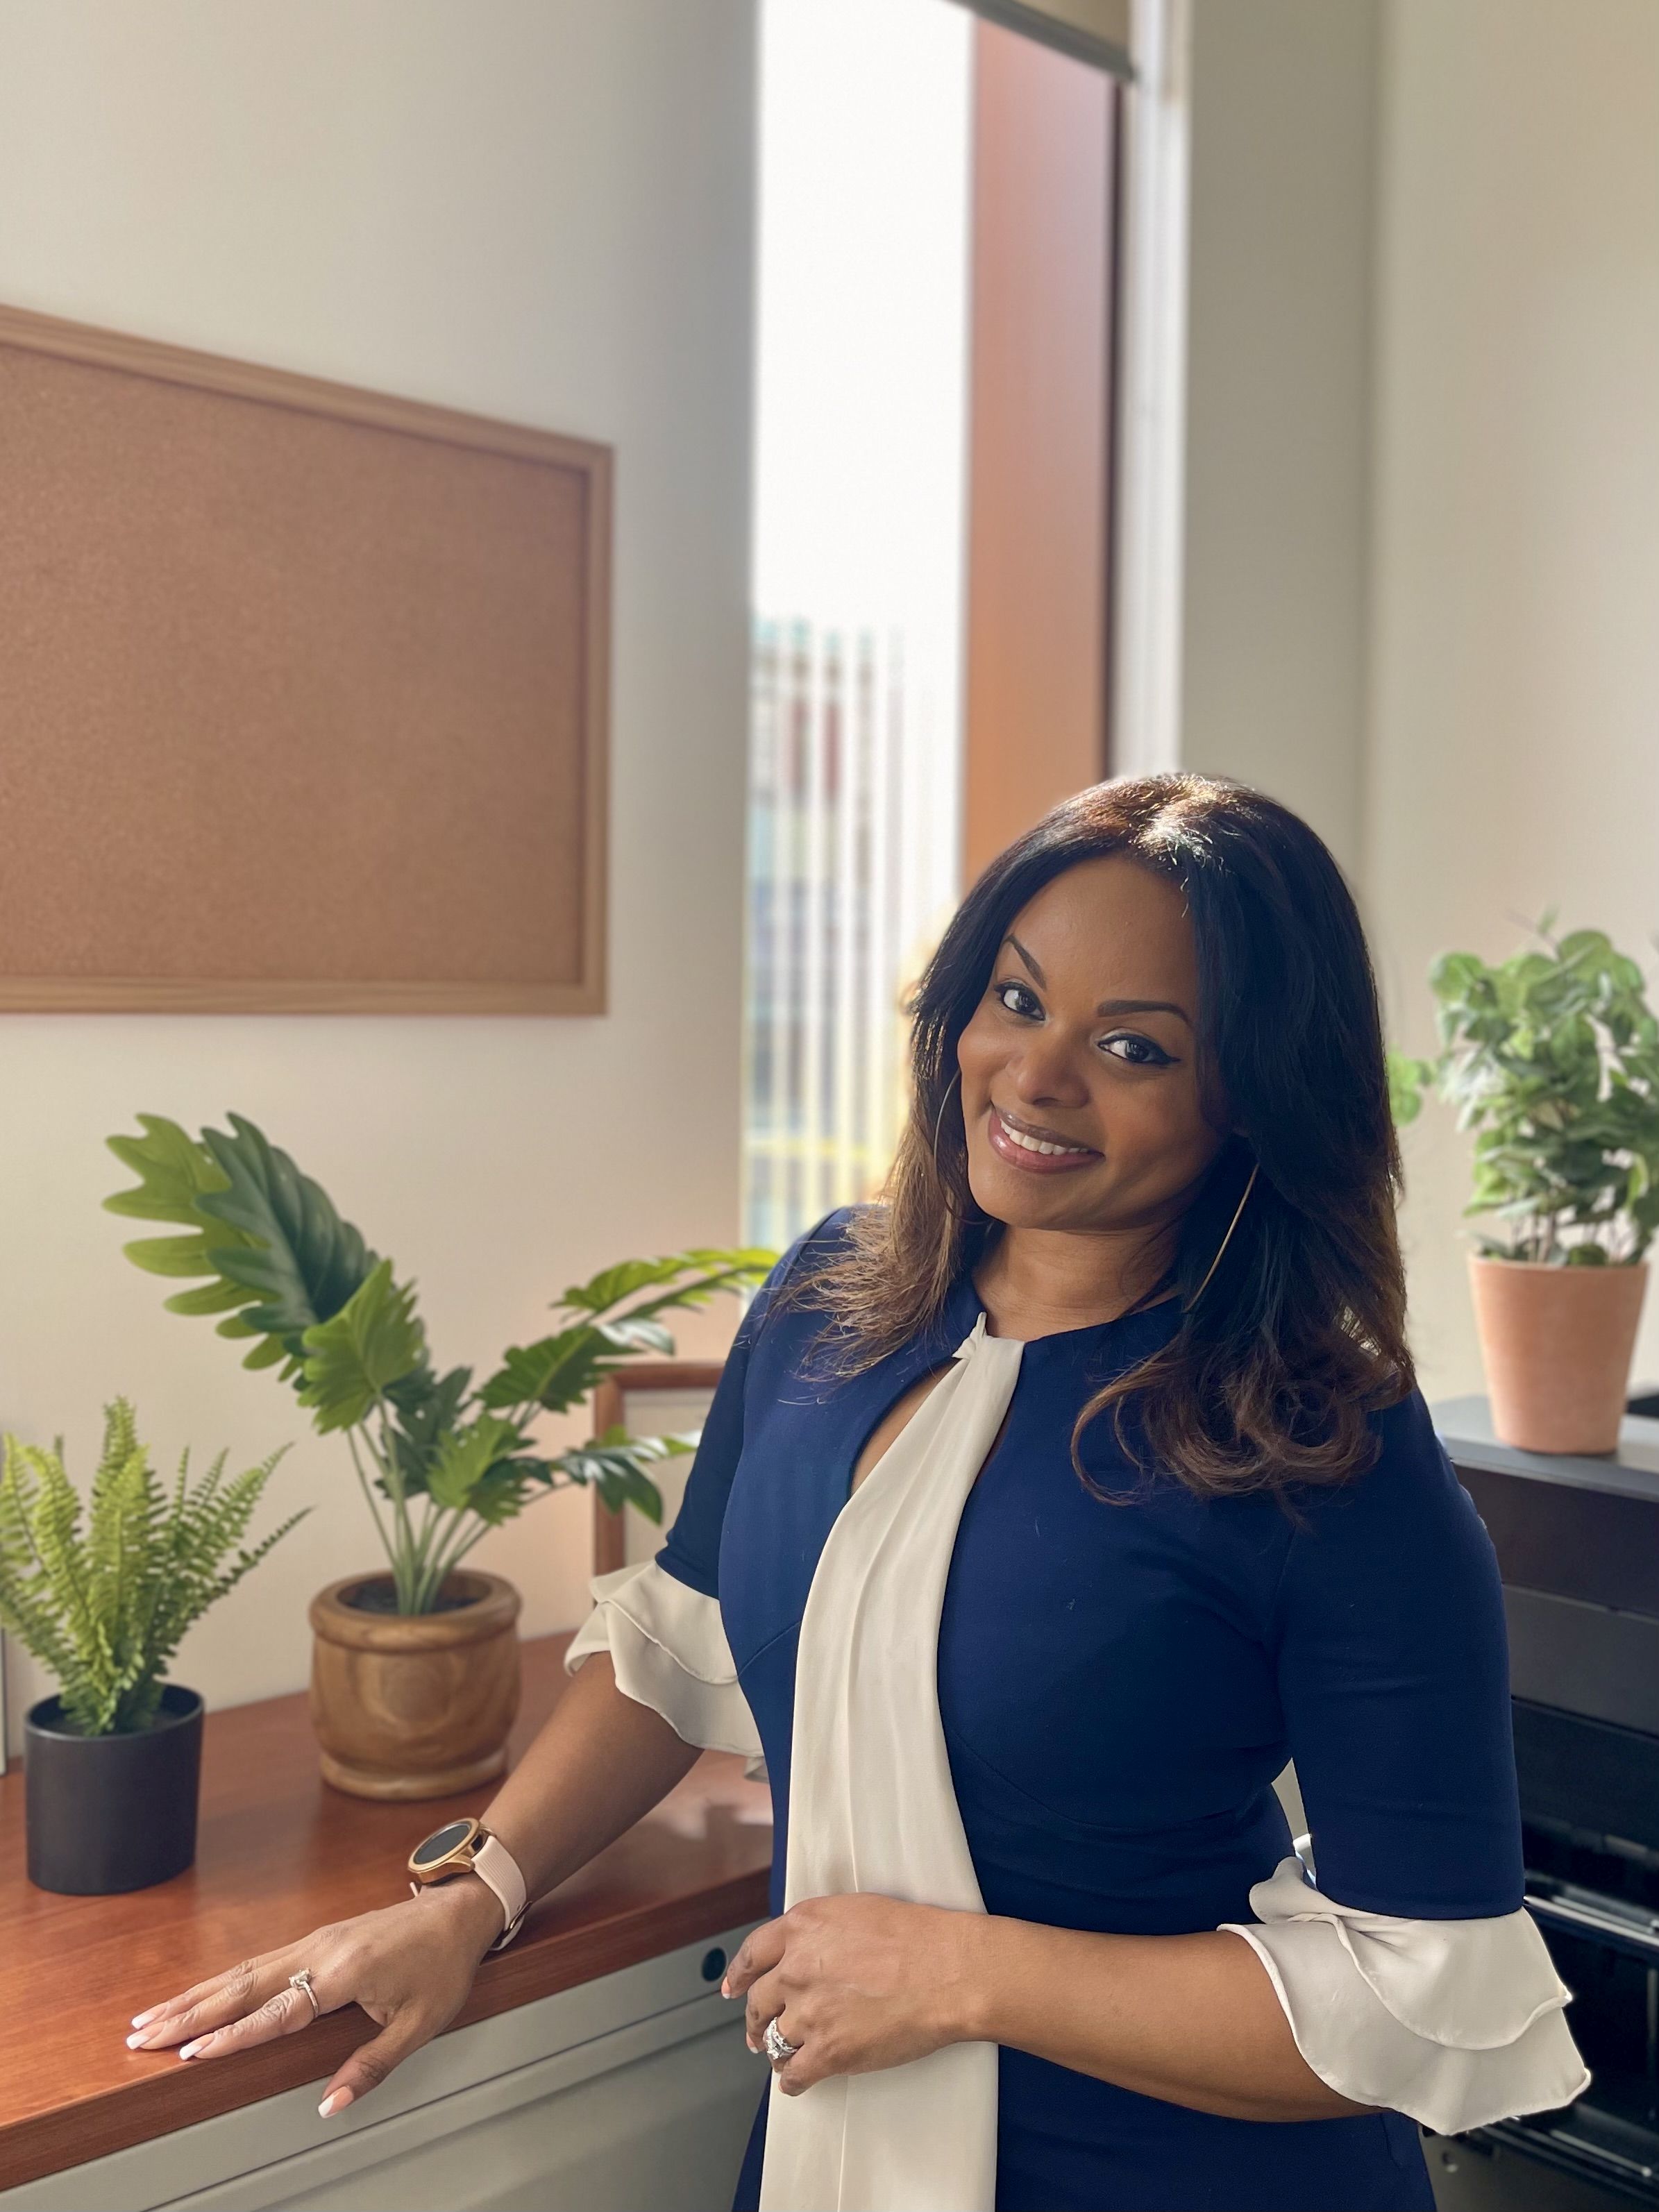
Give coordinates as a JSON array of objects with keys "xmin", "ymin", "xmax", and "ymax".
[
  {"xmin": 1361, "ymin": 1384, "xmax": 1477, "ymax": 1519},
  {"xmin": 1277, "ymin": 1383, "xmax": 1504, "ymax": 1613},
  {"xmin": 757, "ymin": 1201, "xmax": 870, "ymax": 1300},
  {"xmin": 741, "ymin": 1202, "xmax": 875, "ymax": 1351}
]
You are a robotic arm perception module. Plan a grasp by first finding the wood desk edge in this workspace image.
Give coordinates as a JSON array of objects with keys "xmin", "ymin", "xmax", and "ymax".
[{"xmin": 0, "ymin": 1632, "xmax": 773, "ymax": 2192}]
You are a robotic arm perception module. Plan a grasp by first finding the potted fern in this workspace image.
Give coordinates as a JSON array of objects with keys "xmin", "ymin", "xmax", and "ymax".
[
  {"xmin": 0, "ymin": 1401, "xmax": 299, "ymax": 1894},
  {"xmin": 1392, "ymin": 916, "xmax": 1659, "ymax": 1453},
  {"xmin": 106, "ymin": 1113, "xmax": 773, "ymax": 1799}
]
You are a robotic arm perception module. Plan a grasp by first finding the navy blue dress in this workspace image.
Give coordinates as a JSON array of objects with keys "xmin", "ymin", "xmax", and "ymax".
[{"xmin": 658, "ymin": 1209, "xmax": 1522, "ymax": 2212}]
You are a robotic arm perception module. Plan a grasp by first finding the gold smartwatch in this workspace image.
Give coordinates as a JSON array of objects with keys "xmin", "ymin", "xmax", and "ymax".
[{"xmin": 407, "ymin": 1817, "xmax": 528, "ymax": 1951}]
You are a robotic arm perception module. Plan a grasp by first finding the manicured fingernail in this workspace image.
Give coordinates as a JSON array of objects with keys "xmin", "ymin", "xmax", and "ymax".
[
  {"xmin": 319, "ymin": 2088, "xmax": 353, "ymax": 2118},
  {"xmin": 720, "ymin": 1979, "xmax": 732, "ymax": 1998},
  {"xmin": 178, "ymin": 2038, "xmax": 208, "ymax": 2061},
  {"xmin": 130, "ymin": 2007, "xmax": 161, "ymax": 2029},
  {"xmin": 126, "ymin": 2032, "xmax": 152, "ymax": 2050}
]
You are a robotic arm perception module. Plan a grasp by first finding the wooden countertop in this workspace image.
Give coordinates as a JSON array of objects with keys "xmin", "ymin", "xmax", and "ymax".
[{"xmin": 0, "ymin": 1634, "xmax": 773, "ymax": 2193}]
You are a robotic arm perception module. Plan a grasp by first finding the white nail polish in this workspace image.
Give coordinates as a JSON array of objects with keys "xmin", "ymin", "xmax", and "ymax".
[
  {"xmin": 179, "ymin": 2038, "xmax": 204, "ymax": 2060},
  {"xmin": 125, "ymin": 2032, "xmax": 149, "ymax": 2050},
  {"xmin": 319, "ymin": 2091, "xmax": 342, "ymax": 2118}
]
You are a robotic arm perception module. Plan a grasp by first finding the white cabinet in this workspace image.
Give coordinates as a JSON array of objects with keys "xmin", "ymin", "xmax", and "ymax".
[{"xmin": 4, "ymin": 1926, "xmax": 763, "ymax": 2212}]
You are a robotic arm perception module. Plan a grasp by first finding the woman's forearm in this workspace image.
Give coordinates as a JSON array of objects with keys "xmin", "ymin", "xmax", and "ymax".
[
  {"xmin": 954, "ymin": 1916, "xmax": 1370, "ymax": 2123},
  {"xmin": 477, "ymin": 1653, "xmax": 701, "ymax": 1908}
]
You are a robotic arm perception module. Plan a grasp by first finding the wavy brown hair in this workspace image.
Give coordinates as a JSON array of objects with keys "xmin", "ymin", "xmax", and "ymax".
[{"xmin": 782, "ymin": 770, "xmax": 1414, "ymax": 1499}]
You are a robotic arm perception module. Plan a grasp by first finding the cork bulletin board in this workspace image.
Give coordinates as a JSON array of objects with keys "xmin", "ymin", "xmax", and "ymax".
[{"xmin": 0, "ymin": 304, "xmax": 611, "ymax": 1013}]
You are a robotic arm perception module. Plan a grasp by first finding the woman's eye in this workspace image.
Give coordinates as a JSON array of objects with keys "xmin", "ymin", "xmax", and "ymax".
[
  {"xmin": 1100, "ymin": 1032, "xmax": 1173, "ymax": 1067},
  {"xmin": 993, "ymin": 980, "xmax": 1041, "ymax": 1018}
]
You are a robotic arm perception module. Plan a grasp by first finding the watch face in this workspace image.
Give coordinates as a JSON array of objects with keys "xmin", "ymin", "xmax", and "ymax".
[{"xmin": 411, "ymin": 1818, "xmax": 477, "ymax": 1868}]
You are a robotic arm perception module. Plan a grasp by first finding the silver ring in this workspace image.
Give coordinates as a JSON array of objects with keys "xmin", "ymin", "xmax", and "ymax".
[
  {"xmin": 762, "ymin": 2016, "xmax": 798, "ymax": 2066},
  {"xmin": 288, "ymin": 1968, "xmax": 321, "ymax": 2020}
]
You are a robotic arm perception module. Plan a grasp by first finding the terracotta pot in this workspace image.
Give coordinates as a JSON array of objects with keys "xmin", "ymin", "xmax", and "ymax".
[
  {"xmin": 308, "ymin": 1570, "xmax": 522, "ymax": 1801},
  {"xmin": 1467, "ymin": 1253, "xmax": 1649, "ymax": 1455}
]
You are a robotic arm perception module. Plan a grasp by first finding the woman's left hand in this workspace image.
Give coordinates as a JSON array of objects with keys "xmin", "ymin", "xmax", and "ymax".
[{"xmin": 722, "ymin": 1893, "xmax": 979, "ymax": 2095}]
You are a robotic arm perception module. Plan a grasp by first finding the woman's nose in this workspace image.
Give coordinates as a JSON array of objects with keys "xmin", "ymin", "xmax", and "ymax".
[{"xmin": 1007, "ymin": 1034, "xmax": 1091, "ymax": 1106}]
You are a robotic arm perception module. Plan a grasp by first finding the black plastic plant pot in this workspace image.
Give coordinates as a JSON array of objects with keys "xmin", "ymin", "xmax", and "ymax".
[{"xmin": 24, "ymin": 1685, "xmax": 204, "ymax": 1895}]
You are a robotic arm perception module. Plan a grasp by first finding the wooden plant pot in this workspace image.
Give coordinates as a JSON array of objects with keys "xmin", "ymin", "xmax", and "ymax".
[
  {"xmin": 308, "ymin": 1571, "xmax": 522, "ymax": 1802},
  {"xmin": 1468, "ymin": 1253, "xmax": 1649, "ymax": 1455}
]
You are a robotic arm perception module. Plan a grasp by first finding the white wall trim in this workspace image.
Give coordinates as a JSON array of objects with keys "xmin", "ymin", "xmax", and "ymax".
[{"xmin": 1110, "ymin": 0, "xmax": 1191, "ymax": 777}]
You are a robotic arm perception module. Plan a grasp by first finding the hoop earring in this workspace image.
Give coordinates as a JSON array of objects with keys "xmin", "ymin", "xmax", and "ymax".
[
  {"xmin": 1181, "ymin": 1158, "xmax": 1259, "ymax": 1312},
  {"xmin": 930, "ymin": 1070, "xmax": 962, "ymax": 1175}
]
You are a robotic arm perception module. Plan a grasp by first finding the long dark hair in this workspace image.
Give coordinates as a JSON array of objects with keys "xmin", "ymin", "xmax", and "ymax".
[{"xmin": 787, "ymin": 770, "xmax": 1413, "ymax": 1498}]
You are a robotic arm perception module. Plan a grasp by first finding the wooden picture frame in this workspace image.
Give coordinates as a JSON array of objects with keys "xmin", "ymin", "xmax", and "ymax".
[
  {"xmin": 591, "ymin": 1361, "xmax": 725, "ymax": 1576},
  {"xmin": 0, "ymin": 302, "xmax": 611, "ymax": 1014}
]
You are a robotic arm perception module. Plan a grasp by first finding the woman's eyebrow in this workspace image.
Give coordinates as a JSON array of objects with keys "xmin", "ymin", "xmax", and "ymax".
[
  {"xmin": 1097, "ymin": 997, "xmax": 1193, "ymax": 1027},
  {"xmin": 1002, "ymin": 936, "xmax": 1191, "ymax": 1027},
  {"xmin": 1002, "ymin": 934, "xmax": 1045, "ymax": 983}
]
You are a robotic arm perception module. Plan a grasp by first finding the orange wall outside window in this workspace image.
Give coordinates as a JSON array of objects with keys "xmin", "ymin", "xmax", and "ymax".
[{"xmin": 962, "ymin": 19, "xmax": 1118, "ymax": 885}]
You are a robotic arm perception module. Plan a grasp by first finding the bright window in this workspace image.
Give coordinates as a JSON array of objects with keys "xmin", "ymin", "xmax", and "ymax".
[{"xmin": 743, "ymin": 0, "xmax": 973, "ymax": 1251}]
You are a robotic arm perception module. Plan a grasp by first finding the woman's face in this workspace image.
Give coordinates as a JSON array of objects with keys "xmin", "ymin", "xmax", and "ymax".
[{"xmin": 955, "ymin": 854, "xmax": 1229, "ymax": 1240}]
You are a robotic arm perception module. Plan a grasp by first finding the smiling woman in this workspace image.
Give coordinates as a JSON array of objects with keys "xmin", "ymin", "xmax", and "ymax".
[
  {"xmin": 793, "ymin": 773, "xmax": 1416, "ymax": 1504},
  {"xmin": 124, "ymin": 773, "xmax": 1588, "ymax": 2212}
]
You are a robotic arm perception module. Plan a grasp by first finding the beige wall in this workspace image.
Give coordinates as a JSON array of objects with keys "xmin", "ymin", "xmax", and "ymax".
[
  {"xmin": 0, "ymin": 0, "xmax": 758, "ymax": 1750},
  {"xmin": 1179, "ymin": 0, "xmax": 1659, "ymax": 1404},
  {"xmin": 1179, "ymin": 0, "xmax": 1380, "ymax": 880},
  {"xmin": 1364, "ymin": 0, "xmax": 1659, "ymax": 1399}
]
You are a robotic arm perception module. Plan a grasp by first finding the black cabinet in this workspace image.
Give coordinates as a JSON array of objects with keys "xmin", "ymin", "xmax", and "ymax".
[{"xmin": 1435, "ymin": 1397, "xmax": 1659, "ymax": 2207}]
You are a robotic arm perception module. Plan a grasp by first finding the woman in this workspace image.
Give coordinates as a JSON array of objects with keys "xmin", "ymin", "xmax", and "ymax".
[{"xmin": 126, "ymin": 774, "xmax": 1588, "ymax": 2212}]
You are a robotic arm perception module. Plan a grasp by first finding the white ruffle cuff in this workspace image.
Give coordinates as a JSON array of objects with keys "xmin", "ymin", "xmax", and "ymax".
[
  {"xmin": 565, "ymin": 1559, "xmax": 768, "ymax": 1781},
  {"xmin": 1221, "ymin": 1841, "xmax": 1590, "ymax": 2132}
]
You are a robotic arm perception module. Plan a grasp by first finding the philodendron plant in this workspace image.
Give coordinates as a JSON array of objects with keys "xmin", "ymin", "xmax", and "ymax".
[
  {"xmin": 106, "ymin": 1113, "xmax": 775, "ymax": 1615},
  {"xmin": 1390, "ymin": 915, "xmax": 1659, "ymax": 1266}
]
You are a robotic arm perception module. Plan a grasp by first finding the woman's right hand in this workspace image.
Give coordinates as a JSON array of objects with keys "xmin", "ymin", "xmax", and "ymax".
[{"xmin": 124, "ymin": 1878, "xmax": 506, "ymax": 2118}]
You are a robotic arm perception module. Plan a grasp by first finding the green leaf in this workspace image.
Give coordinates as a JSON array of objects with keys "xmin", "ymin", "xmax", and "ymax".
[
  {"xmin": 427, "ymin": 1415, "xmax": 524, "ymax": 1512},
  {"xmin": 160, "ymin": 1276, "xmax": 260, "ymax": 1318},
  {"xmin": 466, "ymin": 1462, "xmax": 533, "ymax": 1526},
  {"xmin": 621, "ymin": 1465, "xmax": 666, "ymax": 1523},
  {"xmin": 596, "ymin": 1316, "xmax": 676, "ymax": 1358},
  {"xmin": 1387, "ymin": 1049, "xmax": 1435, "ymax": 1127},
  {"xmin": 559, "ymin": 1256, "xmax": 709, "ymax": 1315},
  {"xmin": 105, "ymin": 1119, "xmax": 266, "ymax": 1318},
  {"xmin": 197, "ymin": 1115, "xmax": 377, "ymax": 1343},
  {"xmin": 478, "ymin": 1251, "xmax": 773, "ymax": 1420},
  {"xmin": 476, "ymin": 1325, "xmax": 618, "ymax": 1415},
  {"xmin": 1428, "ymin": 949, "xmax": 1488, "ymax": 1002},
  {"xmin": 550, "ymin": 1426, "xmax": 696, "ymax": 1521},
  {"xmin": 106, "ymin": 1115, "xmax": 235, "ymax": 1229},
  {"xmin": 1556, "ymin": 928, "xmax": 1611, "ymax": 964},
  {"xmin": 107, "ymin": 1113, "xmax": 381, "ymax": 1381},
  {"xmin": 556, "ymin": 1248, "xmax": 776, "ymax": 1324},
  {"xmin": 382, "ymin": 1364, "xmax": 474, "ymax": 1501},
  {"xmin": 298, "ymin": 1260, "xmax": 426, "ymax": 1434}
]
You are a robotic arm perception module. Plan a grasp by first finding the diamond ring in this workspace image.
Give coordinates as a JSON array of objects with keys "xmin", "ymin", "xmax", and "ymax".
[
  {"xmin": 288, "ymin": 1968, "xmax": 321, "ymax": 2020},
  {"xmin": 762, "ymin": 2016, "xmax": 799, "ymax": 2066}
]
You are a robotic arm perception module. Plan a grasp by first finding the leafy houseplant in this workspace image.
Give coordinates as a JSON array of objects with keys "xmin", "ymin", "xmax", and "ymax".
[
  {"xmin": 105, "ymin": 1112, "xmax": 774, "ymax": 1796},
  {"xmin": 0, "ymin": 1400, "xmax": 299, "ymax": 1892},
  {"xmin": 1391, "ymin": 917, "xmax": 1659, "ymax": 1451}
]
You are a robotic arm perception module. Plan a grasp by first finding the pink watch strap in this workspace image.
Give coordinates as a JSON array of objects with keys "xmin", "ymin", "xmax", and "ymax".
[{"xmin": 472, "ymin": 1831, "xmax": 528, "ymax": 1948}]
